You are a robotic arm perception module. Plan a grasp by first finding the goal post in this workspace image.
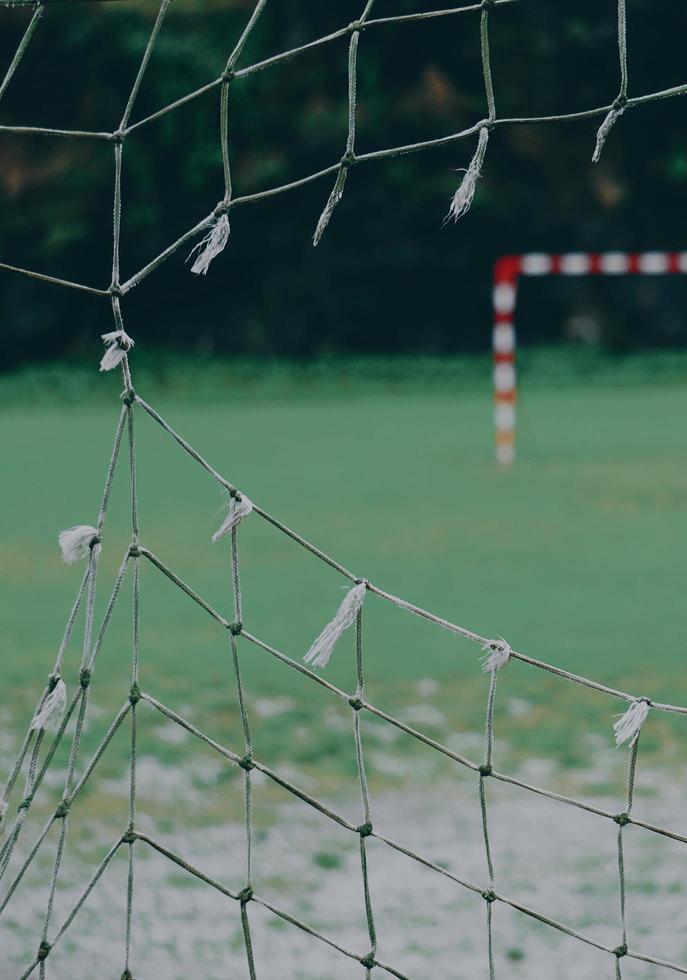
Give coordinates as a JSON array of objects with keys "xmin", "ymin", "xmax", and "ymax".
[{"xmin": 492, "ymin": 250, "xmax": 687, "ymax": 464}]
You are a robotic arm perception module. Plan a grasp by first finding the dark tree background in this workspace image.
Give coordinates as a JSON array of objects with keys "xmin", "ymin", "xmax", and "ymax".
[{"xmin": 1, "ymin": 0, "xmax": 687, "ymax": 370}]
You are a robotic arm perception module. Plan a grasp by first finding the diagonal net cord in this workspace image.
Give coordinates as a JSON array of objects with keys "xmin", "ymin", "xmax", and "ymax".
[{"xmin": 3, "ymin": 0, "xmax": 687, "ymax": 976}]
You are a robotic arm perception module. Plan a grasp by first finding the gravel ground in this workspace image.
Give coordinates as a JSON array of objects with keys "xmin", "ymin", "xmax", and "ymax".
[{"xmin": 2, "ymin": 754, "xmax": 687, "ymax": 980}]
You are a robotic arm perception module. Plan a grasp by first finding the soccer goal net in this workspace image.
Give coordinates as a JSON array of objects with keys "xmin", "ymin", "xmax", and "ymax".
[{"xmin": 2, "ymin": 1, "xmax": 687, "ymax": 978}]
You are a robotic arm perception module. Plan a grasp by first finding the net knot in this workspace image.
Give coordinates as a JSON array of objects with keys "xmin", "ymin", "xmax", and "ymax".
[
  {"xmin": 79, "ymin": 668, "xmax": 92, "ymax": 689},
  {"xmin": 111, "ymin": 129, "xmax": 125, "ymax": 144},
  {"xmin": 129, "ymin": 682, "xmax": 141, "ymax": 705},
  {"xmin": 340, "ymin": 151, "xmax": 356, "ymax": 168},
  {"xmin": 47, "ymin": 673, "xmax": 61, "ymax": 693},
  {"xmin": 613, "ymin": 94, "xmax": 628, "ymax": 111},
  {"xmin": 348, "ymin": 20, "xmax": 363, "ymax": 33},
  {"xmin": 19, "ymin": 797, "xmax": 31, "ymax": 811},
  {"xmin": 479, "ymin": 764, "xmax": 492, "ymax": 777},
  {"xmin": 237, "ymin": 885, "xmax": 253, "ymax": 904},
  {"xmin": 121, "ymin": 972, "xmax": 134, "ymax": 980},
  {"xmin": 613, "ymin": 812, "xmax": 631, "ymax": 827},
  {"xmin": 360, "ymin": 953, "xmax": 376, "ymax": 969},
  {"xmin": 122, "ymin": 388, "xmax": 136, "ymax": 406},
  {"xmin": 348, "ymin": 696, "xmax": 364, "ymax": 711},
  {"xmin": 357, "ymin": 822, "xmax": 373, "ymax": 838},
  {"xmin": 54, "ymin": 799, "xmax": 71, "ymax": 819},
  {"xmin": 37, "ymin": 941, "xmax": 51, "ymax": 962},
  {"xmin": 122, "ymin": 827, "xmax": 136, "ymax": 845},
  {"xmin": 614, "ymin": 944, "xmax": 628, "ymax": 958},
  {"xmin": 221, "ymin": 68, "xmax": 235, "ymax": 82},
  {"xmin": 481, "ymin": 0, "xmax": 496, "ymax": 8},
  {"xmin": 109, "ymin": 283, "xmax": 122, "ymax": 298},
  {"xmin": 481, "ymin": 889, "xmax": 496, "ymax": 903},
  {"xmin": 238, "ymin": 754, "xmax": 254, "ymax": 771},
  {"xmin": 128, "ymin": 543, "xmax": 141, "ymax": 558},
  {"xmin": 89, "ymin": 534, "xmax": 102, "ymax": 551},
  {"xmin": 214, "ymin": 201, "xmax": 230, "ymax": 218},
  {"xmin": 229, "ymin": 621, "xmax": 243, "ymax": 636}
]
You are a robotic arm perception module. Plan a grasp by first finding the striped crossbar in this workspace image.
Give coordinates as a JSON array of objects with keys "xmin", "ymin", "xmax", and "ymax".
[{"xmin": 492, "ymin": 251, "xmax": 687, "ymax": 464}]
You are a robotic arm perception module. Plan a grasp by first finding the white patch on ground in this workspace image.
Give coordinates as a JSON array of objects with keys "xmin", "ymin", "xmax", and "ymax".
[
  {"xmin": 2, "ymin": 762, "xmax": 687, "ymax": 980},
  {"xmin": 398, "ymin": 704, "xmax": 447, "ymax": 728},
  {"xmin": 506, "ymin": 697, "xmax": 532, "ymax": 719},
  {"xmin": 253, "ymin": 697, "xmax": 295, "ymax": 719},
  {"xmin": 153, "ymin": 723, "xmax": 190, "ymax": 746},
  {"xmin": 415, "ymin": 679, "xmax": 439, "ymax": 698},
  {"xmin": 99, "ymin": 755, "xmax": 222, "ymax": 806}
]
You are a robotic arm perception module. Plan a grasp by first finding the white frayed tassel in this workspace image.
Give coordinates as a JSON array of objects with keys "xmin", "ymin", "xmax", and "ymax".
[
  {"xmin": 313, "ymin": 166, "xmax": 348, "ymax": 247},
  {"xmin": 100, "ymin": 330, "xmax": 134, "ymax": 372},
  {"xmin": 481, "ymin": 637, "xmax": 511, "ymax": 673},
  {"xmin": 304, "ymin": 581, "xmax": 366, "ymax": 669},
  {"xmin": 58, "ymin": 525, "xmax": 100, "ymax": 563},
  {"xmin": 188, "ymin": 213, "xmax": 230, "ymax": 275},
  {"xmin": 211, "ymin": 493, "xmax": 253, "ymax": 543},
  {"xmin": 30, "ymin": 679, "xmax": 67, "ymax": 733},
  {"xmin": 613, "ymin": 698, "xmax": 650, "ymax": 747},
  {"xmin": 592, "ymin": 104, "xmax": 625, "ymax": 163},
  {"xmin": 447, "ymin": 126, "xmax": 489, "ymax": 222}
]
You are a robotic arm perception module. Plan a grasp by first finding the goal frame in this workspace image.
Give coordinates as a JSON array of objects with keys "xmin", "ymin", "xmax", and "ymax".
[{"xmin": 492, "ymin": 250, "xmax": 687, "ymax": 463}]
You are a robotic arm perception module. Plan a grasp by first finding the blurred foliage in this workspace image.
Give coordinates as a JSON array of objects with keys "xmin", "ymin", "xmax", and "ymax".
[{"xmin": 1, "ymin": 0, "xmax": 687, "ymax": 368}]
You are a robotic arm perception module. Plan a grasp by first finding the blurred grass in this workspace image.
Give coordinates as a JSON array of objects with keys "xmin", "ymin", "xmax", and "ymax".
[
  {"xmin": 4, "ymin": 346, "xmax": 687, "ymax": 405},
  {"xmin": 2, "ymin": 347, "xmax": 687, "ymax": 821}
]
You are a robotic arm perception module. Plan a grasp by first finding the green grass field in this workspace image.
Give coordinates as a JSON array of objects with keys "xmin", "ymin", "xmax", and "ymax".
[
  {"xmin": 3, "ymin": 351, "xmax": 687, "ymax": 978},
  {"xmin": 2, "ymin": 350, "xmax": 687, "ymax": 811}
]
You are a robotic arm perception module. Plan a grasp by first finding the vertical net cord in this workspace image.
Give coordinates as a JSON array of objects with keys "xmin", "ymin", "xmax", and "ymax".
[
  {"xmin": 229, "ymin": 526, "xmax": 257, "ymax": 980},
  {"xmin": 617, "ymin": 0, "xmax": 628, "ymax": 102},
  {"xmin": 354, "ymin": 606, "xmax": 378, "ymax": 976},
  {"xmin": 220, "ymin": 0, "xmax": 269, "ymax": 210},
  {"xmin": 479, "ymin": 671, "xmax": 498, "ymax": 979},
  {"xmin": 312, "ymin": 0, "xmax": 375, "ymax": 245},
  {"xmin": 480, "ymin": 0, "xmax": 496, "ymax": 124},
  {"xmin": 123, "ymin": 397, "xmax": 140, "ymax": 979},
  {"xmin": 109, "ymin": 13, "xmax": 160, "ymax": 962},
  {"xmin": 220, "ymin": 80, "xmax": 232, "ymax": 210},
  {"xmin": 614, "ymin": 735, "xmax": 639, "ymax": 979}
]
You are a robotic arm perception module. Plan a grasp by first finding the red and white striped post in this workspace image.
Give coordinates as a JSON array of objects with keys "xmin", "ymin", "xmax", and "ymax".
[{"xmin": 492, "ymin": 251, "xmax": 687, "ymax": 463}]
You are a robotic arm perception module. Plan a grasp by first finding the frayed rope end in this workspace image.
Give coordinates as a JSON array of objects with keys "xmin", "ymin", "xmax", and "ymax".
[
  {"xmin": 30, "ymin": 679, "xmax": 67, "ymax": 733},
  {"xmin": 446, "ymin": 127, "xmax": 489, "ymax": 223},
  {"xmin": 303, "ymin": 581, "xmax": 366, "ymax": 669},
  {"xmin": 188, "ymin": 213, "xmax": 230, "ymax": 275},
  {"xmin": 58, "ymin": 525, "xmax": 100, "ymax": 563},
  {"xmin": 613, "ymin": 698, "xmax": 650, "ymax": 747},
  {"xmin": 211, "ymin": 493, "xmax": 253, "ymax": 542},
  {"xmin": 592, "ymin": 105, "xmax": 624, "ymax": 164},
  {"xmin": 481, "ymin": 637, "xmax": 511, "ymax": 673},
  {"xmin": 313, "ymin": 167, "xmax": 348, "ymax": 247},
  {"xmin": 100, "ymin": 330, "xmax": 134, "ymax": 372}
]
